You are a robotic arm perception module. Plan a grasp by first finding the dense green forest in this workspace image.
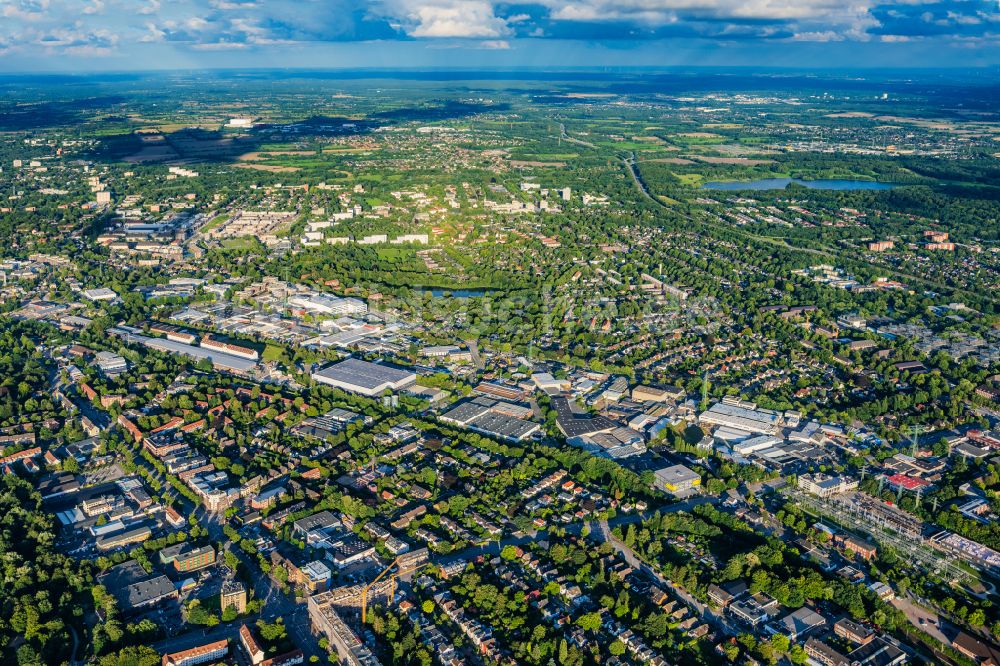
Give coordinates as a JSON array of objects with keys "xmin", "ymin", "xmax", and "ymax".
[{"xmin": 0, "ymin": 476, "xmax": 93, "ymax": 666}]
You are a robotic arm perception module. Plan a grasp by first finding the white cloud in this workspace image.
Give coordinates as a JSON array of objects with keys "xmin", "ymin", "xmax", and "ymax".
[
  {"xmin": 191, "ymin": 39, "xmax": 248, "ymax": 49},
  {"xmin": 209, "ymin": 0, "xmax": 258, "ymax": 8},
  {"xmin": 25, "ymin": 23, "xmax": 119, "ymax": 55},
  {"xmin": 541, "ymin": 0, "xmax": 871, "ymax": 23},
  {"xmin": 537, "ymin": 0, "xmax": 885, "ymax": 42},
  {"xmin": 792, "ymin": 29, "xmax": 848, "ymax": 40},
  {"xmin": 185, "ymin": 16, "xmax": 210, "ymax": 31},
  {"xmin": 64, "ymin": 42, "xmax": 113, "ymax": 54},
  {"xmin": 2, "ymin": 0, "xmax": 51, "ymax": 21},
  {"xmin": 139, "ymin": 20, "xmax": 165, "ymax": 42},
  {"xmin": 947, "ymin": 11, "xmax": 982, "ymax": 25},
  {"xmin": 380, "ymin": 0, "xmax": 511, "ymax": 38},
  {"xmin": 0, "ymin": 0, "xmax": 993, "ymax": 60}
]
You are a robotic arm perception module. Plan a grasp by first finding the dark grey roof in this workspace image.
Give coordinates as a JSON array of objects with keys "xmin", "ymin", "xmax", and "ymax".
[
  {"xmin": 331, "ymin": 534, "xmax": 375, "ymax": 561},
  {"xmin": 158, "ymin": 542, "xmax": 189, "ymax": 561},
  {"xmin": 125, "ymin": 574, "xmax": 176, "ymax": 608},
  {"xmin": 778, "ymin": 606, "xmax": 826, "ymax": 638},
  {"xmin": 440, "ymin": 400, "xmax": 491, "ymax": 425},
  {"xmin": 39, "ymin": 474, "xmax": 80, "ymax": 498},
  {"xmin": 848, "ymin": 637, "xmax": 905, "ymax": 666},
  {"xmin": 313, "ymin": 358, "xmax": 414, "ymax": 391},
  {"xmin": 551, "ymin": 396, "xmax": 618, "ymax": 437},
  {"xmin": 466, "ymin": 411, "xmax": 538, "ymax": 442},
  {"xmin": 98, "ymin": 560, "xmax": 148, "ymax": 589},
  {"xmin": 293, "ymin": 510, "xmax": 339, "ymax": 534}
]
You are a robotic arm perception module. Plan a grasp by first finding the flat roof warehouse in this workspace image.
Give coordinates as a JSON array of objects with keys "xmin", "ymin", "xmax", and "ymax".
[
  {"xmin": 109, "ymin": 326, "xmax": 257, "ymax": 372},
  {"xmin": 312, "ymin": 357, "xmax": 416, "ymax": 396}
]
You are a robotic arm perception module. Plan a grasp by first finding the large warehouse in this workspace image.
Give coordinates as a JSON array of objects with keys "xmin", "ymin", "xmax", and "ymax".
[
  {"xmin": 312, "ymin": 358, "xmax": 416, "ymax": 396},
  {"xmin": 698, "ymin": 401, "xmax": 781, "ymax": 435}
]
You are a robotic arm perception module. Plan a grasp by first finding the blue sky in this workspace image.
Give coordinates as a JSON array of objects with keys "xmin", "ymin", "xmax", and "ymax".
[{"xmin": 0, "ymin": 0, "xmax": 998, "ymax": 70}]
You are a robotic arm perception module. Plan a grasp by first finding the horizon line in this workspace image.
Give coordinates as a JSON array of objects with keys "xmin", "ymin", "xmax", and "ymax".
[{"xmin": 2, "ymin": 64, "xmax": 1000, "ymax": 77}]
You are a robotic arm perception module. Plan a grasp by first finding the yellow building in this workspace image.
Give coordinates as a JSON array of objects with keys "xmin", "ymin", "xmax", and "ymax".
[{"xmin": 221, "ymin": 580, "xmax": 247, "ymax": 614}]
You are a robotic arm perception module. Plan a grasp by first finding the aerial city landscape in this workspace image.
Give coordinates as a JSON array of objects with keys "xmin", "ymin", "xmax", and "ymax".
[{"xmin": 2, "ymin": 4, "xmax": 1000, "ymax": 666}]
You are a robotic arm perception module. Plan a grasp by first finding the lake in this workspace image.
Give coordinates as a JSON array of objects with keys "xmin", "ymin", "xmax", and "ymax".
[
  {"xmin": 702, "ymin": 178, "xmax": 898, "ymax": 191},
  {"xmin": 416, "ymin": 287, "xmax": 494, "ymax": 298}
]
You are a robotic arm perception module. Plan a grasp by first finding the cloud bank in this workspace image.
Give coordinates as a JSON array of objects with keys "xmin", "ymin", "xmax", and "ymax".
[{"xmin": 0, "ymin": 0, "xmax": 997, "ymax": 65}]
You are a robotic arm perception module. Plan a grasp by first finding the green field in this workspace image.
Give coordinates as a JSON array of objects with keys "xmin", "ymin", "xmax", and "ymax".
[
  {"xmin": 201, "ymin": 213, "xmax": 229, "ymax": 233},
  {"xmin": 262, "ymin": 344, "xmax": 284, "ymax": 362},
  {"xmin": 674, "ymin": 173, "xmax": 704, "ymax": 187},
  {"xmin": 221, "ymin": 237, "xmax": 260, "ymax": 250}
]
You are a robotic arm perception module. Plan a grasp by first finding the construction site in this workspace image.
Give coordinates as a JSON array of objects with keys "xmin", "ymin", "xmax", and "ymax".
[{"xmin": 307, "ymin": 549, "xmax": 430, "ymax": 666}]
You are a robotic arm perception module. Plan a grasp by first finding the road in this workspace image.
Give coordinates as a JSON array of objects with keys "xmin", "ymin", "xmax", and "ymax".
[
  {"xmin": 971, "ymin": 406, "xmax": 1000, "ymax": 428},
  {"xmin": 411, "ymin": 496, "xmax": 713, "ymax": 575},
  {"xmin": 68, "ymin": 626, "xmax": 82, "ymax": 666},
  {"xmin": 556, "ymin": 123, "xmax": 597, "ymax": 149},
  {"xmin": 464, "ymin": 338, "xmax": 485, "ymax": 371},
  {"xmin": 160, "ymin": 496, "xmax": 718, "ymax": 658},
  {"xmin": 587, "ymin": 512, "xmax": 740, "ymax": 637},
  {"xmin": 623, "ymin": 154, "xmax": 657, "ymax": 207},
  {"xmin": 196, "ymin": 509, "xmax": 323, "ymax": 658}
]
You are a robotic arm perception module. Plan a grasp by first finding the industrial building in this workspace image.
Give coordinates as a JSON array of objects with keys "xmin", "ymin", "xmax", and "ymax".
[
  {"xmin": 288, "ymin": 293, "xmax": 368, "ymax": 316},
  {"xmin": 797, "ymin": 473, "xmax": 858, "ymax": 498},
  {"xmin": 550, "ymin": 396, "xmax": 617, "ymax": 438},
  {"xmin": 439, "ymin": 397, "xmax": 540, "ymax": 443},
  {"xmin": 653, "ymin": 465, "xmax": 702, "ymax": 495},
  {"xmin": 109, "ymin": 326, "xmax": 257, "ymax": 373},
  {"xmin": 632, "ymin": 384, "xmax": 684, "ymax": 403},
  {"xmin": 99, "ymin": 561, "xmax": 178, "ymax": 613},
  {"xmin": 82, "ymin": 287, "xmax": 118, "ymax": 302},
  {"xmin": 312, "ymin": 358, "xmax": 416, "ymax": 396},
  {"xmin": 699, "ymin": 401, "xmax": 781, "ymax": 435},
  {"xmin": 94, "ymin": 350, "xmax": 128, "ymax": 376},
  {"xmin": 570, "ymin": 427, "xmax": 647, "ymax": 460},
  {"xmin": 95, "ymin": 525, "xmax": 152, "ymax": 551}
]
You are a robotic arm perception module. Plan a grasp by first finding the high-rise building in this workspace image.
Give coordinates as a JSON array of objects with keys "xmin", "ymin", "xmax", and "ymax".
[{"xmin": 221, "ymin": 580, "xmax": 247, "ymax": 614}]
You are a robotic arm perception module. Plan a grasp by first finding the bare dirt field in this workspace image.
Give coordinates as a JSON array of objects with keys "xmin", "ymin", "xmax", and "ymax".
[
  {"xmin": 693, "ymin": 156, "xmax": 775, "ymax": 166},
  {"xmin": 509, "ymin": 160, "xmax": 566, "ymax": 168},
  {"xmin": 640, "ymin": 157, "xmax": 696, "ymax": 165},
  {"xmin": 233, "ymin": 163, "xmax": 301, "ymax": 173}
]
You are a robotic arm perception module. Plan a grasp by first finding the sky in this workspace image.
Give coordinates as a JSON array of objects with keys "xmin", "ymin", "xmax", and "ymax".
[{"xmin": 0, "ymin": 0, "xmax": 999, "ymax": 71}]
